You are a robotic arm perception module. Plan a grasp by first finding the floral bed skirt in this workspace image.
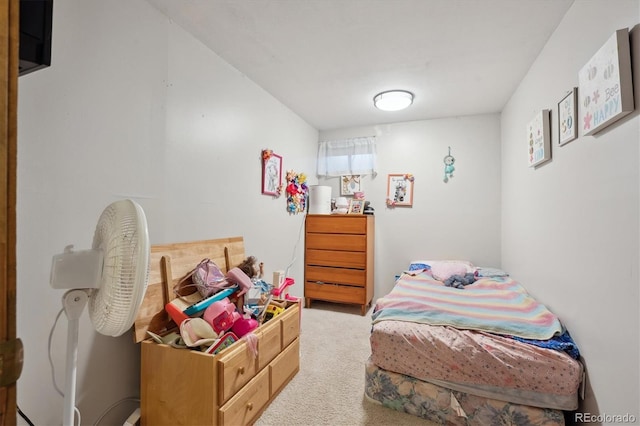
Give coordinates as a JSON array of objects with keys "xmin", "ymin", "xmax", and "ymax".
[{"xmin": 364, "ymin": 358, "xmax": 565, "ymax": 426}]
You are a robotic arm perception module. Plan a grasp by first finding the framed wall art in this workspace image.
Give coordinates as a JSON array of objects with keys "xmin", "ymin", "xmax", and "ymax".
[
  {"xmin": 578, "ymin": 28, "xmax": 634, "ymax": 136},
  {"xmin": 386, "ymin": 174, "xmax": 414, "ymax": 207},
  {"xmin": 558, "ymin": 87, "xmax": 577, "ymax": 146},
  {"xmin": 341, "ymin": 174, "xmax": 361, "ymax": 195},
  {"xmin": 262, "ymin": 150, "xmax": 282, "ymax": 196},
  {"xmin": 527, "ymin": 109, "xmax": 551, "ymax": 168}
]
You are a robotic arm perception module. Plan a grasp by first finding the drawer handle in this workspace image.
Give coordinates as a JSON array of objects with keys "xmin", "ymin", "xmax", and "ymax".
[
  {"xmin": 247, "ymin": 402, "xmax": 253, "ymax": 411},
  {"xmin": 315, "ymin": 281, "xmax": 325, "ymax": 285},
  {"xmin": 238, "ymin": 366, "xmax": 245, "ymax": 375}
]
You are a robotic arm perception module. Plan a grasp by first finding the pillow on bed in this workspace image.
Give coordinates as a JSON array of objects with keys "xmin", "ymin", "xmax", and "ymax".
[
  {"xmin": 407, "ymin": 262, "xmax": 431, "ymax": 272},
  {"xmin": 475, "ymin": 266, "xmax": 509, "ymax": 277},
  {"xmin": 408, "ymin": 260, "xmax": 474, "ymax": 281}
]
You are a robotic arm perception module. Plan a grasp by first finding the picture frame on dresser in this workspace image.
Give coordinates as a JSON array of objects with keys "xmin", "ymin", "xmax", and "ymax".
[{"xmin": 348, "ymin": 199, "xmax": 364, "ymax": 214}]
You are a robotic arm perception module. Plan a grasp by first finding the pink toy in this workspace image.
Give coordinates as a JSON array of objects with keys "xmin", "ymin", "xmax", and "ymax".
[
  {"xmin": 232, "ymin": 317, "xmax": 259, "ymax": 337},
  {"xmin": 226, "ymin": 267, "xmax": 253, "ymax": 296},
  {"xmin": 203, "ymin": 297, "xmax": 241, "ymax": 335},
  {"xmin": 272, "ymin": 277, "xmax": 299, "ymax": 302}
]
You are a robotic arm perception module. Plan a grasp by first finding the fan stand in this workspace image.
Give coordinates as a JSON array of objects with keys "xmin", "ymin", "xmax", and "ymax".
[{"xmin": 62, "ymin": 289, "xmax": 89, "ymax": 426}]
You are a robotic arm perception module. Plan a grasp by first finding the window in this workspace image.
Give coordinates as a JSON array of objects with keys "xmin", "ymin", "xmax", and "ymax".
[{"xmin": 316, "ymin": 136, "xmax": 377, "ymax": 177}]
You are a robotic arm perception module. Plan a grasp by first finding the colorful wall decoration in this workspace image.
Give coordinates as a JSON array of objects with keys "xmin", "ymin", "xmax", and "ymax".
[
  {"xmin": 285, "ymin": 170, "xmax": 308, "ymax": 214},
  {"xmin": 527, "ymin": 109, "xmax": 551, "ymax": 168},
  {"xmin": 578, "ymin": 28, "xmax": 634, "ymax": 136}
]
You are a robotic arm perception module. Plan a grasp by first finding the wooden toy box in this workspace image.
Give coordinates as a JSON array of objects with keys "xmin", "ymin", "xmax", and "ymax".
[{"xmin": 133, "ymin": 236, "xmax": 300, "ymax": 425}]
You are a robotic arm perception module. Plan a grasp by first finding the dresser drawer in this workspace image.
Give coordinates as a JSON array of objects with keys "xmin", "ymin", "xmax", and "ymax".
[
  {"xmin": 306, "ymin": 249, "xmax": 366, "ymax": 268},
  {"xmin": 306, "ymin": 265, "xmax": 365, "ymax": 287},
  {"xmin": 270, "ymin": 338, "xmax": 300, "ymax": 395},
  {"xmin": 279, "ymin": 304, "xmax": 300, "ymax": 348},
  {"xmin": 217, "ymin": 341, "xmax": 258, "ymax": 405},
  {"xmin": 306, "ymin": 215, "xmax": 367, "ymax": 234},
  {"xmin": 256, "ymin": 316, "xmax": 281, "ymax": 371},
  {"xmin": 304, "ymin": 281, "xmax": 365, "ymax": 304},
  {"xmin": 218, "ymin": 368, "xmax": 270, "ymax": 426},
  {"xmin": 306, "ymin": 233, "xmax": 366, "ymax": 252}
]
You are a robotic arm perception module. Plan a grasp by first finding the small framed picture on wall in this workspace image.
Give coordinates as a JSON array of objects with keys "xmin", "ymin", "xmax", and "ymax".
[
  {"xmin": 341, "ymin": 175, "xmax": 361, "ymax": 196},
  {"xmin": 262, "ymin": 150, "xmax": 282, "ymax": 196},
  {"xmin": 558, "ymin": 87, "xmax": 577, "ymax": 146},
  {"xmin": 386, "ymin": 174, "xmax": 414, "ymax": 207}
]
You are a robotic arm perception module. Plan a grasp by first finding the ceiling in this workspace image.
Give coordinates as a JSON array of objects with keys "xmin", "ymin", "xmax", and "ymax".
[{"xmin": 146, "ymin": 0, "xmax": 574, "ymax": 131}]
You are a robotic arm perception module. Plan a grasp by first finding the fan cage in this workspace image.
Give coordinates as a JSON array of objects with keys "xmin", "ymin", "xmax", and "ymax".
[{"xmin": 89, "ymin": 200, "xmax": 150, "ymax": 337}]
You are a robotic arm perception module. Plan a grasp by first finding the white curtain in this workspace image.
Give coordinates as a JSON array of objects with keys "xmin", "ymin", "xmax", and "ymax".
[{"xmin": 316, "ymin": 136, "xmax": 377, "ymax": 177}]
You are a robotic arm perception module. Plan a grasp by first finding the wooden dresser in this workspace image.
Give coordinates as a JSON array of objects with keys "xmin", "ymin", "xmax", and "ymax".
[
  {"xmin": 134, "ymin": 237, "xmax": 300, "ymax": 425},
  {"xmin": 304, "ymin": 214, "xmax": 374, "ymax": 315}
]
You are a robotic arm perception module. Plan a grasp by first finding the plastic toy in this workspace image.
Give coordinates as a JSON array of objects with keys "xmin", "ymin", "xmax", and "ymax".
[
  {"xmin": 232, "ymin": 317, "xmax": 259, "ymax": 337},
  {"xmin": 203, "ymin": 297, "xmax": 241, "ymax": 334},
  {"xmin": 272, "ymin": 277, "xmax": 299, "ymax": 302},
  {"xmin": 205, "ymin": 332, "xmax": 238, "ymax": 355},
  {"xmin": 264, "ymin": 303, "xmax": 285, "ymax": 322},
  {"xmin": 182, "ymin": 286, "xmax": 238, "ymax": 316}
]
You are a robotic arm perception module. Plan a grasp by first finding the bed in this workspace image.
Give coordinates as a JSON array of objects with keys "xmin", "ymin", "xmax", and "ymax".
[{"xmin": 364, "ymin": 260, "xmax": 583, "ymax": 425}]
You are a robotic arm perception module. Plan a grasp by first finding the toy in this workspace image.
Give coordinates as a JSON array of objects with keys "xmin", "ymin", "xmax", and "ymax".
[
  {"xmin": 264, "ymin": 302, "xmax": 285, "ymax": 322},
  {"xmin": 271, "ymin": 277, "xmax": 299, "ymax": 302},
  {"xmin": 226, "ymin": 268, "xmax": 252, "ymax": 296},
  {"xmin": 232, "ymin": 317, "xmax": 259, "ymax": 337},
  {"xmin": 443, "ymin": 273, "xmax": 476, "ymax": 289},
  {"xmin": 203, "ymin": 297, "xmax": 241, "ymax": 334},
  {"xmin": 205, "ymin": 332, "xmax": 238, "ymax": 355},
  {"xmin": 165, "ymin": 301, "xmax": 190, "ymax": 326},
  {"xmin": 182, "ymin": 286, "xmax": 238, "ymax": 316},
  {"xmin": 237, "ymin": 255, "xmax": 262, "ymax": 280}
]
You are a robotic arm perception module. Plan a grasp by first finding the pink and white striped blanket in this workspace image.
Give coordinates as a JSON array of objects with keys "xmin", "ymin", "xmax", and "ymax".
[{"xmin": 372, "ymin": 272, "xmax": 562, "ymax": 340}]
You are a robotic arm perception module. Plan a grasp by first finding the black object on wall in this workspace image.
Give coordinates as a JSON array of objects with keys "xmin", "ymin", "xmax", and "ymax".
[{"xmin": 19, "ymin": 0, "xmax": 53, "ymax": 76}]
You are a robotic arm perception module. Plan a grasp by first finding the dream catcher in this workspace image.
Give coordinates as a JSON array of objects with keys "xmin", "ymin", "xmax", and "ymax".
[{"xmin": 443, "ymin": 146, "xmax": 455, "ymax": 183}]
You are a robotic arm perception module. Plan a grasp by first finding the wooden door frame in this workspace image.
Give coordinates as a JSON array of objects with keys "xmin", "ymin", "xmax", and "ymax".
[{"xmin": 0, "ymin": 0, "xmax": 19, "ymax": 424}]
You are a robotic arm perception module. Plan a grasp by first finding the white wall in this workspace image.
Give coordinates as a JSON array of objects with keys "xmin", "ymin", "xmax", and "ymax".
[
  {"xmin": 501, "ymin": 0, "xmax": 640, "ymax": 420},
  {"xmin": 16, "ymin": 1, "xmax": 317, "ymax": 424},
  {"xmin": 319, "ymin": 114, "xmax": 502, "ymax": 298},
  {"xmin": 16, "ymin": 0, "xmax": 639, "ymax": 424}
]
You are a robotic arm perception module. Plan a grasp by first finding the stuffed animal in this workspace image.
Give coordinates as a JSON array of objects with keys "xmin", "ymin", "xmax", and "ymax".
[{"xmin": 444, "ymin": 273, "xmax": 476, "ymax": 289}]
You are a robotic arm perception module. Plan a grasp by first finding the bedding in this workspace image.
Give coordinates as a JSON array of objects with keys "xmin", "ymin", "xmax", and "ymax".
[
  {"xmin": 365, "ymin": 358, "xmax": 566, "ymax": 426},
  {"xmin": 367, "ymin": 264, "xmax": 583, "ymax": 423},
  {"xmin": 372, "ymin": 271, "xmax": 562, "ymax": 340},
  {"xmin": 370, "ymin": 320, "xmax": 582, "ymax": 410}
]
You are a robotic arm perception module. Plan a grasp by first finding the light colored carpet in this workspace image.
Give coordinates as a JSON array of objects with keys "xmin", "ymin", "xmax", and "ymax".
[{"xmin": 254, "ymin": 301, "xmax": 433, "ymax": 426}]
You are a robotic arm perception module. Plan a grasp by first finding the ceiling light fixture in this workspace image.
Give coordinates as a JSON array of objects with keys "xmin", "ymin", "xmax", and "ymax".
[{"xmin": 373, "ymin": 90, "xmax": 414, "ymax": 111}]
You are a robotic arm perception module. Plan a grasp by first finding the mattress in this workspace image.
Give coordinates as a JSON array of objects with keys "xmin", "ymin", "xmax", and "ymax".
[
  {"xmin": 365, "ymin": 357, "xmax": 566, "ymax": 426},
  {"xmin": 370, "ymin": 319, "xmax": 583, "ymax": 410}
]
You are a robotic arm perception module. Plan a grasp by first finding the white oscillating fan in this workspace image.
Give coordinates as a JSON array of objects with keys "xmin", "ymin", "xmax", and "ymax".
[{"xmin": 49, "ymin": 199, "xmax": 150, "ymax": 426}]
